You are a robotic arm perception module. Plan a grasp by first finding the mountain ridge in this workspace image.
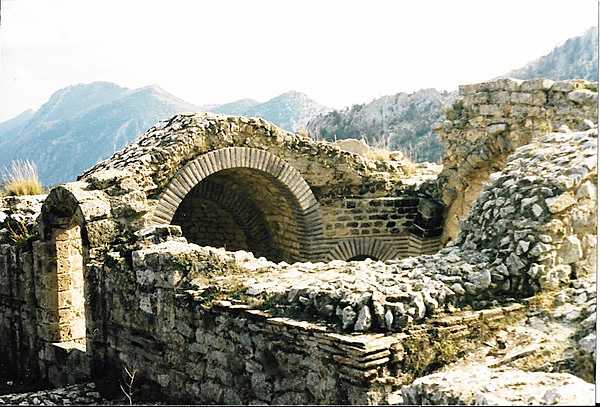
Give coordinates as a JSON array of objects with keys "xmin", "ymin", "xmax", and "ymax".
[
  {"xmin": 505, "ymin": 26, "xmax": 598, "ymax": 81},
  {"xmin": 0, "ymin": 27, "xmax": 595, "ymax": 184},
  {"xmin": 306, "ymin": 26, "xmax": 598, "ymax": 163},
  {"xmin": 0, "ymin": 84, "xmax": 329, "ymax": 184}
]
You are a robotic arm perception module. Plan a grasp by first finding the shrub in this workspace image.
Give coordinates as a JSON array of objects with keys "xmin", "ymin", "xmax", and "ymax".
[
  {"xmin": 6, "ymin": 217, "xmax": 36, "ymax": 247},
  {"xmin": 2, "ymin": 160, "xmax": 44, "ymax": 196}
]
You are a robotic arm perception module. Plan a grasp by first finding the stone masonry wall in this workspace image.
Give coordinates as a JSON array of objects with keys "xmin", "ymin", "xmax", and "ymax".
[
  {"xmin": 83, "ymin": 229, "xmax": 524, "ymax": 405},
  {"xmin": 435, "ymin": 78, "xmax": 598, "ymax": 243},
  {"xmin": 0, "ymin": 185, "xmax": 116, "ymax": 388},
  {"xmin": 0, "ymin": 114, "xmax": 444, "ymax": 393},
  {"xmin": 81, "ymin": 121, "xmax": 594, "ymax": 402},
  {"xmin": 77, "ymin": 114, "xmax": 443, "ymax": 263},
  {"xmin": 183, "ymin": 127, "xmax": 597, "ymax": 334},
  {"xmin": 0, "ymin": 80, "xmax": 596, "ymax": 404},
  {"xmin": 316, "ymin": 193, "xmax": 442, "ymax": 260},
  {"xmin": 0, "ymin": 196, "xmax": 44, "ymax": 381}
]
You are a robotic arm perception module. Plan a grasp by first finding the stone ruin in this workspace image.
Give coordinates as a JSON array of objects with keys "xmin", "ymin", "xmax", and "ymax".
[{"xmin": 0, "ymin": 78, "xmax": 597, "ymax": 405}]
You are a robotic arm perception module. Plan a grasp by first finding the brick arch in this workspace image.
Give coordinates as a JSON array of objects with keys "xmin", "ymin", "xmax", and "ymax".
[
  {"xmin": 152, "ymin": 147, "xmax": 323, "ymax": 261},
  {"xmin": 325, "ymin": 237, "xmax": 396, "ymax": 262}
]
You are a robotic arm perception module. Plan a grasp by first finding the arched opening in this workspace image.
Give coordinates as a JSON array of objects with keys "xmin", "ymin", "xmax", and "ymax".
[
  {"xmin": 153, "ymin": 147, "xmax": 324, "ymax": 263},
  {"xmin": 39, "ymin": 187, "xmax": 89, "ymax": 347},
  {"xmin": 347, "ymin": 254, "xmax": 378, "ymax": 261},
  {"xmin": 325, "ymin": 237, "xmax": 394, "ymax": 262},
  {"xmin": 172, "ymin": 168, "xmax": 303, "ymax": 262}
]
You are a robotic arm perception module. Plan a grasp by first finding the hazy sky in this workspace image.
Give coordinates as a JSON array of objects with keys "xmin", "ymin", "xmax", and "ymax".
[{"xmin": 0, "ymin": 0, "xmax": 597, "ymax": 121}]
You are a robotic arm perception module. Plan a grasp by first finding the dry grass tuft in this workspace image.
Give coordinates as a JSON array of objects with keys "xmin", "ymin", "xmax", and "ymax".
[{"xmin": 2, "ymin": 160, "xmax": 44, "ymax": 196}]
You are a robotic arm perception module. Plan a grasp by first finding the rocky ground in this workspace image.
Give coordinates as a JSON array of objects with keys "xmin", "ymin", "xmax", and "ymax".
[{"xmin": 386, "ymin": 274, "xmax": 597, "ymax": 405}]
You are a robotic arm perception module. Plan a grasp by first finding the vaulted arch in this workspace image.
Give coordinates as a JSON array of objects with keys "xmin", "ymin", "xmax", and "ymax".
[{"xmin": 152, "ymin": 147, "xmax": 323, "ymax": 262}]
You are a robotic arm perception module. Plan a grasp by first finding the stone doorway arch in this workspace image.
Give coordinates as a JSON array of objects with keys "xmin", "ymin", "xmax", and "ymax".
[
  {"xmin": 38, "ymin": 187, "xmax": 89, "ymax": 346},
  {"xmin": 152, "ymin": 147, "xmax": 323, "ymax": 262}
]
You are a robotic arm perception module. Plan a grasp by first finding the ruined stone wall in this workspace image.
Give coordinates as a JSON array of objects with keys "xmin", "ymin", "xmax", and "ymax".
[
  {"xmin": 81, "ymin": 125, "xmax": 594, "ymax": 403},
  {"xmin": 0, "ymin": 187, "xmax": 112, "ymax": 387},
  {"xmin": 457, "ymin": 128, "xmax": 597, "ymax": 294},
  {"xmin": 82, "ymin": 228, "xmax": 524, "ymax": 404},
  {"xmin": 0, "ymin": 196, "xmax": 44, "ymax": 381},
  {"xmin": 0, "ymin": 81, "xmax": 596, "ymax": 404},
  {"xmin": 316, "ymin": 193, "xmax": 442, "ymax": 260},
  {"xmin": 435, "ymin": 78, "xmax": 598, "ymax": 243},
  {"xmin": 78, "ymin": 114, "xmax": 444, "ymax": 262},
  {"xmin": 174, "ymin": 127, "xmax": 596, "ymax": 334}
]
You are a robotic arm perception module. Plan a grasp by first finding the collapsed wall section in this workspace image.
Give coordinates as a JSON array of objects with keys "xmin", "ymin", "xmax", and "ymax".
[
  {"xmin": 85, "ymin": 228, "xmax": 524, "ymax": 405},
  {"xmin": 435, "ymin": 78, "xmax": 598, "ymax": 243}
]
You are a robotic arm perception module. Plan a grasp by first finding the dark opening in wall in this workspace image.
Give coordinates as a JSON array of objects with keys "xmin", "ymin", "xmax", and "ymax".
[
  {"xmin": 347, "ymin": 255, "xmax": 378, "ymax": 261},
  {"xmin": 172, "ymin": 168, "xmax": 303, "ymax": 263}
]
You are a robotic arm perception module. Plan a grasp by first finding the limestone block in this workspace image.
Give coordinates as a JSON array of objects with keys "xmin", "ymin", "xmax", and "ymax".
[
  {"xmin": 489, "ymin": 91, "xmax": 511, "ymax": 104},
  {"xmin": 558, "ymin": 235, "xmax": 583, "ymax": 264},
  {"xmin": 86, "ymin": 219, "xmax": 119, "ymax": 248},
  {"xmin": 112, "ymin": 190, "xmax": 149, "ymax": 217},
  {"xmin": 567, "ymin": 89, "xmax": 597, "ymax": 104},
  {"xmin": 353, "ymin": 305, "xmax": 372, "ymax": 332},
  {"xmin": 576, "ymin": 180, "xmax": 597, "ymax": 201},
  {"xmin": 391, "ymin": 364, "xmax": 595, "ymax": 406},
  {"xmin": 459, "ymin": 83, "xmax": 482, "ymax": 95},
  {"xmin": 479, "ymin": 104, "xmax": 502, "ymax": 116},
  {"xmin": 520, "ymin": 78, "xmax": 554, "ymax": 92},
  {"xmin": 486, "ymin": 123, "xmax": 508, "ymax": 136},
  {"xmin": 545, "ymin": 193, "xmax": 576, "ymax": 213}
]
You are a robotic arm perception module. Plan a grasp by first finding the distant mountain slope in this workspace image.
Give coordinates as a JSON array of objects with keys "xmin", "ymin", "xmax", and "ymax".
[
  {"xmin": 307, "ymin": 89, "xmax": 456, "ymax": 162},
  {"xmin": 0, "ymin": 83, "xmax": 197, "ymax": 185},
  {"xmin": 211, "ymin": 98, "xmax": 260, "ymax": 116},
  {"xmin": 24, "ymin": 81, "xmax": 129, "ymax": 125},
  {"xmin": 210, "ymin": 91, "xmax": 330, "ymax": 132},
  {"xmin": 0, "ymin": 109, "xmax": 34, "ymax": 140},
  {"xmin": 506, "ymin": 26, "xmax": 598, "ymax": 81},
  {"xmin": 308, "ymin": 27, "xmax": 598, "ymax": 163},
  {"xmin": 0, "ymin": 27, "xmax": 594, "ymax": 184},
  {"xmin": 0, "ymin": 83, "xmax": 328, "ymax": 185}
]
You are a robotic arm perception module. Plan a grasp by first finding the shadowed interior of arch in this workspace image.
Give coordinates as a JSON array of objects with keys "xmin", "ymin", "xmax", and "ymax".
[
  {"xmin": 171, "ymin": 167, "xmax": 304, "ymax": 263},
  {"xmin": 347, "ymin": 254, "xmax": 378, "ymax": 261}
]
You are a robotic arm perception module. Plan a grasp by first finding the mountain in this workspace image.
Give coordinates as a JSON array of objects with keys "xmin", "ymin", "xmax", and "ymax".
[
  {"xmin": 0, "ymin": 83, "xmax": 328, "ymax": 185},
  {"xmin": 210, "ymin": 91, "xmax": 329, "ymax": 132},
  {"xmin": 307, "ymin": 89, "xmax": 456, "ymax": 163},
  {"xmin": 506, "ymin": 26, "xmax": 598, "ymax": 81},
  {"xmin": 0, "ymin": 83, "xmax": 197, "ymax": 185},
  {"xmin": 211, "ymin": 99, "xmax": 260, "ymax": 116},
  {"xmin": 0, "ymin": 27, "xmax": 594, "ymax": 184},
  {"xmin": 0, "ymin": 109, "xmax": 34, "ymax": 140},
  {"xmin": 308, "ymin": 27, "xmax": 598, "ymax": 163},
  {"xmin": 24, "ymin": 82, "xmax": 129, "ymax": 125}
]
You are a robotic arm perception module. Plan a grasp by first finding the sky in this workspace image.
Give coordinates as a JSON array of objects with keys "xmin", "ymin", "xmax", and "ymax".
[{"xmin": 0, "ymin": 0, "xmax": 597, "ymax": 121}]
